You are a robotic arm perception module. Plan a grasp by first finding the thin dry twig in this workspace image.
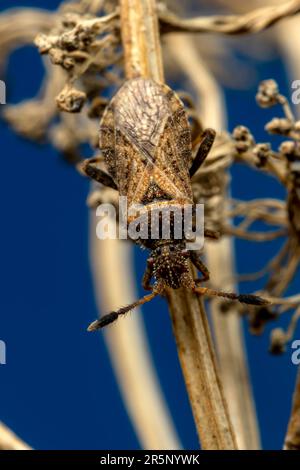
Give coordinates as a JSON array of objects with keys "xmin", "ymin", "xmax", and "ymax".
[
  {"xmin": 159, "ymin": 0, "xmax": 300, "ymax": 35},
  {"xmin": 0, "ymin": 422, "xmax": 32, "ymax": 451},
  {"xmin": 119, "ymin": 0, "xmax": 237, "ymax": 450}
]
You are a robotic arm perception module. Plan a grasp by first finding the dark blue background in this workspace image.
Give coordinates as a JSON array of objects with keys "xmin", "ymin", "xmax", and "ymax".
[{"xmin": 0, "ymin": 1, "xmax": 299, "ymax": 450}]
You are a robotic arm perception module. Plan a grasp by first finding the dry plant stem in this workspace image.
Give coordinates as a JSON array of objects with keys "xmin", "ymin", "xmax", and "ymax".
[
  {"xmin": 160, "ymin": 0, "xmax": 300, "ymax": 35},
  {"xmin": 166, "ymin": 290, "xmax": 237, "ymax": 450},
  {"xmin": 0, "ymin": 422, "xmax": 31, "ymax": 450},
  {"xmin": 120, "ymin": 0, "xmax": 163, "ymax": 81},
  {"xmin": 284, "ymin": 369, "xmax": 300, "ymax": 450},
  {"xmin": 206, "ymin": 239, "xmax": 261, "ymax": 450},
  {"xmin": 120, "ymin": 0, "xmax": 237, "ymax": 450},
  {"xmin": 90, "ymin": 213, "xmax": 181, "ymax": 450},
  {"xmin": 166, "ymin": 34, "xmax": 260, "ymax": 450}
]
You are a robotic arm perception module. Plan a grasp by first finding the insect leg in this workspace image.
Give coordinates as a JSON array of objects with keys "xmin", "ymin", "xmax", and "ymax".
[
  {"xmin": 142, "ymin": 259, "xmax": 154, "ymax": 291},
  {"xmin": 190, "ymin": 251, "xmax": 210, "ymax": 282},
  {"xmin": 78, "ymin": 157, "xmax": 118, "ymax": 190},
  {"xmin": 87, "ymin": 292, "xmax": 159, "ymax": 331},
  {"xmin": 193, "ymin": 286, "xmax": 270, "ymax": 306},
  {"xmin": 189, "ymin": 128, "xmax": 216, "ymax": 177}
]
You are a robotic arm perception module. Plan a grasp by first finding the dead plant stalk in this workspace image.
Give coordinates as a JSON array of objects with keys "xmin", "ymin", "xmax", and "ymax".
[
  {"xmin": 119, "ymin": 0, "xmax": 237, "ymax": 450},
  {"xmin": 0, "ymin": 422, "xmax": 31, "ymax": 451}
]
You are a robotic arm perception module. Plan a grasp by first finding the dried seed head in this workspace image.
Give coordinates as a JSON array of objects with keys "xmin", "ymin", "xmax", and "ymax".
[
  {"xmin": 279, "ymin": 141, "xmax": 300, "ymax": 161},
  {"xmin": 265, "ymin": 117, "xmax": 293, "ymax": 136},
  {"xmin": 256, "ymin": 79, "xmax": 279, "ymax": 108},
  {"xmin": 62, "ymin": 13, "xmax": 80, "ymax": 29},
  {"xmin": 269, "ymin": 328, "xmax": 287, "ymax": 355},
  {"xmin": 56, "ymin": 86, "xmax": 86, "ymax": 113},
  {"xmin": 49, "ymin": 48, "xmax": 75, "ymax": 70},
  {"xmin": 35, "ymin": 34, "xmax": 52, "ymax": 54},
  {"xmin": 232, "ymin": 125, "xmax": 255, "ymax": 153},
  {"xmin": 249, "ymin": 306, "xmax": 278, "ymax": 335},
  {"xmin": 253, "ymin": 143, "xmax": 271, "ymax": 167}
]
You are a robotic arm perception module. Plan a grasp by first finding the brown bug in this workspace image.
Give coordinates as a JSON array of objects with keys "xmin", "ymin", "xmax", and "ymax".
[{"xmin": 81, "ymin": 78, "xmax": 268, "ymax": 330}]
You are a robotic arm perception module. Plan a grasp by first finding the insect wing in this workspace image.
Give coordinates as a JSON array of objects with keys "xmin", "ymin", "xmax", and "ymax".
[
  {"xmin": 154, "ymin": 85, "xmax": 193, "ymax": 201},
  {"xmin": 99, "ymin": 78, "xmax": 193, "ymax": 204}
]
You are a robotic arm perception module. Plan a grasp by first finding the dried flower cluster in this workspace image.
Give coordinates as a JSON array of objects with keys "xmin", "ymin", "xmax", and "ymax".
[{"xmin": 227, "ymin": 79, "xmax": 300, "ymax": 353}]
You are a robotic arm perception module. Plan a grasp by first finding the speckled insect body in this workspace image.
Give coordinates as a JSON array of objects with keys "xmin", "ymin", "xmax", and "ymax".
[
  {"xmin": 81, "ymin": 78, "xmax": 269, "ymax": 330},
  {"xmin": 100, "ymin": 78, "xmax": 193, "ymax": 208}
]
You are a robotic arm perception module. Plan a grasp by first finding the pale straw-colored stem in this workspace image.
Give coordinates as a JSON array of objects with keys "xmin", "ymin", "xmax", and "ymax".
[
  {"xmin": 0, "ymin": 9, "xmax": 55, "ymax": 51},
  {"xmin": 119, "ymin": 0, "xmax": 237, "ymax": 449},
  {"xmin": 0, "ymin": 422, "xmax": 32, "ymax": 450}
]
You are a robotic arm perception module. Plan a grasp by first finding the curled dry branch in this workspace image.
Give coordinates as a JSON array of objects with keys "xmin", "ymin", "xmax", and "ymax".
[{"xmin": 159, "ymin": 0, "xmax": 300, "ymax": 35}]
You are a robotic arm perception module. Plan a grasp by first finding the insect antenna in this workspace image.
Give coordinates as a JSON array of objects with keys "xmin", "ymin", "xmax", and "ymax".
[
  {"xmin": 193, "ymin": 286, "xmax": 270, "ymax": 306},
  {"xmin": 87, "ymin": 291, "xmax": 159, "ymax": 331}
]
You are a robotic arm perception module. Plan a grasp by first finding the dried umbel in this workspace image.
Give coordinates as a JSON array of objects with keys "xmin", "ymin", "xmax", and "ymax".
[
  {"xmin": 232, "ymin": 125, "xmax": 255, "ymax": 154},
  {"xmin": 32, "ymin": 4, "xmax": 121, "ymax": 125},
  {"xmin": 256, "ymin": 79, "xmax": 280, "ymax": 108}
]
